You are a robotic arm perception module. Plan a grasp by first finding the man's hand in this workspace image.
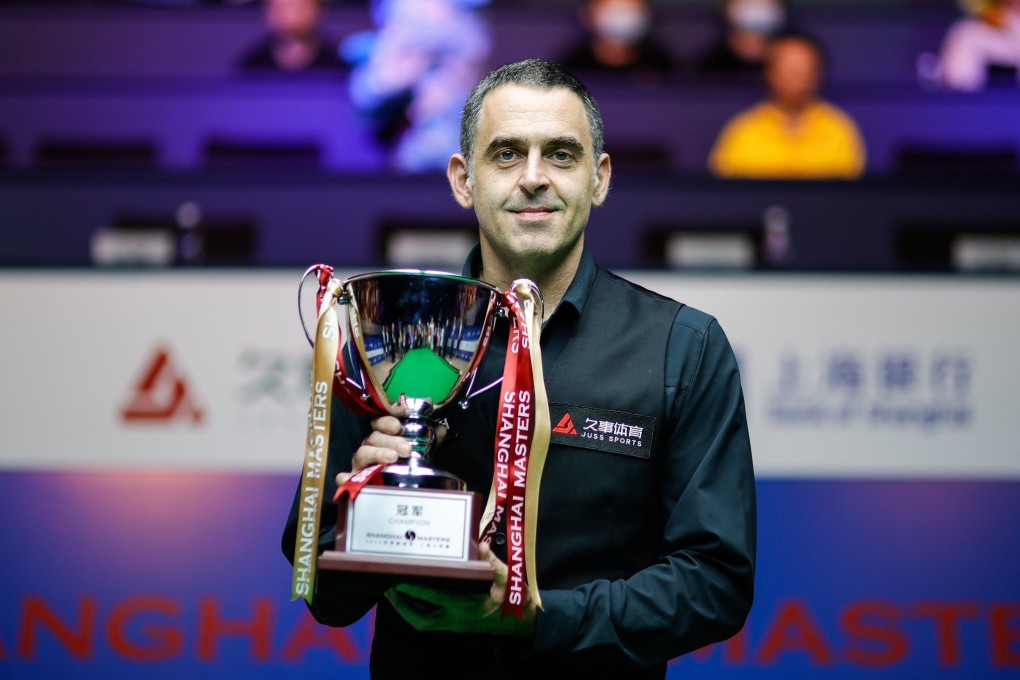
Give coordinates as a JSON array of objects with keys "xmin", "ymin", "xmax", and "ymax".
[
  {"xmin": 385, "ymin": 542, "xmax": 537, "ymax": 636},
  {"xmin": 335, "ymin": 415, "xmax": 411, "ymax": 486}
]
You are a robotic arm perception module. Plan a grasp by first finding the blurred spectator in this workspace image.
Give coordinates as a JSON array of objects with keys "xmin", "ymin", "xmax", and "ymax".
[
  {"xmin": 697, "ymin": 0, "xmax": 789, "ymax": 82},
  {"xmin": 559, "ymin": 0, "xmax": 673, "ymax": 81},
  {"xmin": 708, "ymin": 33, "xmax": 866, "ymax": 179},
  {"xmin": 343, "ymin": 0, "xmax": 491, "ymax": 173},
  {"xmin": 238, "ymin": 0, "xmax": 345, "ymax": 72},
  {"xmin": 939, "ymin": 0, "xmax": 1020, "ymax": 91}
]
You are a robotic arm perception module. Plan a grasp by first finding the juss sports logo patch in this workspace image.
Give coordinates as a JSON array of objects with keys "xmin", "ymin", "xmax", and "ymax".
[{"xmin": 549, "ymin": 403, "xmax": 654, "ymax": 459}]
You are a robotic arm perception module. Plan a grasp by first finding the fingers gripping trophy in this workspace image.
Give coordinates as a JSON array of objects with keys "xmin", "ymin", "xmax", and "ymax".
[{"xmin": 290, "ymin": 264, "xmax": 551, "ymax": 621}]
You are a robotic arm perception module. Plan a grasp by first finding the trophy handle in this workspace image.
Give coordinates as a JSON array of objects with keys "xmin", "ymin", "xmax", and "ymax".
[
  {"xmin": 458, "ymin": 279, "xmax": 544, "ymax": 408},
  {"xmin": 298, "ymin": 264, "xmax": 375, "ymax": 399},
  {"xmin": 509, "ymin": 277, "xmax": 545, "ymax": 322},
  {"xmin": 298, "ymin": 264, "xmax": 324, "ymax": 349}
]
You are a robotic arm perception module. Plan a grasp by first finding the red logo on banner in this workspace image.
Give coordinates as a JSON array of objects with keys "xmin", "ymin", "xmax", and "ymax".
[
  {"xmin": 121, "ymin": 346, "xmax": 204, "ymax": 424},
  {"xmin": 552, "ymin": 413, "xmax": 577, "ymax": 435}
]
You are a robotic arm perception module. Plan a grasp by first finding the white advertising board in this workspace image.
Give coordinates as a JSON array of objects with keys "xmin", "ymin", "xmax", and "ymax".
[{"xmin": 2, "ymin": 271, "xmax": 1017, "ymax": 478}]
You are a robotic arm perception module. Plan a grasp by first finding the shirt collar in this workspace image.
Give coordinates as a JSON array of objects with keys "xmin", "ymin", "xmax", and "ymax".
[{"xmin": 461, "ymin": 243, "xmax": 597, "ymax": 321}]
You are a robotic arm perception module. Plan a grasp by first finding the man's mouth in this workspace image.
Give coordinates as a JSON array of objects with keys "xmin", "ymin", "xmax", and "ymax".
[{"xmin": 513, "ymin": 207, "xmax": 555, "ymax": 220}]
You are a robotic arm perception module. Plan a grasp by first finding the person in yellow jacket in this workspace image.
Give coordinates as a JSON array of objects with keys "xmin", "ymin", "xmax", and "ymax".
[{"xmin": 709, "ymin": 33, "xmax": 866, "ymax": 179}]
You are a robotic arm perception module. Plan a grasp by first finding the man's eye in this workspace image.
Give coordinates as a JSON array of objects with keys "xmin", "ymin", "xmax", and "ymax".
[
  {"xmin": 498, "ymin": 150, "xmax": 517, "ymax": 162},
  {"xmin": 552, "ymin": 151, "xmax": 572, "ymax": 162}
]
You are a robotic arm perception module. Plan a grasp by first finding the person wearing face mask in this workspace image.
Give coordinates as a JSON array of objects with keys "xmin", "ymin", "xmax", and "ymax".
[
  {"xmin": 697, "ymin": 0, "xmax": 789, "ymax": 82},
  {"xmin": 560, "ymin": 0, "xmax": 673, "ymax": 80}
]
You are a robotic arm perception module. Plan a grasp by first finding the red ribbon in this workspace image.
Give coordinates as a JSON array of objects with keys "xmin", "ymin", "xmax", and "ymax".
[
  {"xmin": 480, "ymin": 290, "xmax": 537, "ymax": 620},
  {"xmin": 313, "ymin": 264, "xmax": 379, "ymax": 420},
  {"xmin": 334, "ymin": 463, "xmax": 387, "ymax": 503}
]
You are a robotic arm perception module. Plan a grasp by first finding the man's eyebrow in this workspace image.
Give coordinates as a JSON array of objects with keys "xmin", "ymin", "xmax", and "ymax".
[
  {"xmin": 482, "ymin": 136, "xmax": 587, "ymax": 158},
  {"xmin": 547, "ymin": 136, "xmax": 586, "ymax": 157},
  {"xmin": 483, "ymin": 136, "xmax": 526, "ymax": 157}
]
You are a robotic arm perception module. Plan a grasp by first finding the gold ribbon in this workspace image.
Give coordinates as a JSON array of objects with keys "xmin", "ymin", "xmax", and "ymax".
[
  {"xmin": 291, "ymin": 275, "xmax": 342, "ymax": 603},
  {"xmin": 517, "ymin": 280, "xmax": 550, "ymax": 612}
]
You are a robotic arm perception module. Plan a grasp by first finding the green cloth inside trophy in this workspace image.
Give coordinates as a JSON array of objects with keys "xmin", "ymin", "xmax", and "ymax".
[{"xmin": 384, "ymin": 347, "xmax": 460, "ymax": 404}]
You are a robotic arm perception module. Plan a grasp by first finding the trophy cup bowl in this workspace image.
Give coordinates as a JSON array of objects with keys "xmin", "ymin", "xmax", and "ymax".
[
  {"xmin": 337, "ymin": 270, "xmax": 501, "ymax": 490},
  {"xmin": 301, "ymin": 268, "xmax": 503, "ymax": 581}
]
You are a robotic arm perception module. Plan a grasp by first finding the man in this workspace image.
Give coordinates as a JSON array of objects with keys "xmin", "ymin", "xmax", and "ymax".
[
  {"xmin": 283, "ymin": 59, "xmax": 755, "ymax": 678},
  {"xmin": 559, "ymin": 0, "xmax": 674, "ymax": 81},
  {"xmin": 238, "ymin": 0, "xmax": 345, "ymax": 72},
  {"xmin": 697, "ymin": 0, "xmax": 790, "ymax": 82},
  {"xmin": 709, "ymin": 33, "xmax": 866, "ymax": 179}
]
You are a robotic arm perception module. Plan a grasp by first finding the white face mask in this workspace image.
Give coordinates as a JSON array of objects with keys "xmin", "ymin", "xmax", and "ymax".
[
  {"xmin": 592, "ymin": 4, "xmax": 651, "ymax": 43},
  {"xmin": 727, "ymin": 0, "xmax": 785, "ymax": 34}
]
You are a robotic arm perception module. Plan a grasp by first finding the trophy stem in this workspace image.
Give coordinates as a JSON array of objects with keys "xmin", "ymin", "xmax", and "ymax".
[
  {"xmin": 380, "ymin": 399, "xmax": 465, "ymax": 491},
  {"xmin": 402, "ymin": 414, "xmax": 435, "ymax": 469},
  {"xmin": 400, "ymin": 398, "xmax": 435, "ymax": 464}
]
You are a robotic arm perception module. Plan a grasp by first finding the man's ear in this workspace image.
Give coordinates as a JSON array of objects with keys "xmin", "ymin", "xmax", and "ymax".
[
  {"xmin": 591, "ymin": 153, "xmax": 612, "ymax": 207},
  {"xmin": 448, "ymin": 154, "xmax": 474, "ymax": 209}
]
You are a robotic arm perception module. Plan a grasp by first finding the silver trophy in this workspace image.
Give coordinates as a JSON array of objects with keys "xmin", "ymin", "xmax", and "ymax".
[{"xmin": 298, "ymin": 267, "xmax": 512, "ymax": 581}]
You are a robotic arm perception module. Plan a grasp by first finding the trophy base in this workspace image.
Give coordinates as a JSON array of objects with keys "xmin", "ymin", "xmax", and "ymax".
[
  {"xmin": 324, "ymin": 485, "xmax": 493, "ymax": 584},
  {"xmin": 381, "ymin": 464, "xmax": 465, "ymax": 491},
  {"xmin": 318, "ymin": 551, "xmax": 494, "ymax": 581}
]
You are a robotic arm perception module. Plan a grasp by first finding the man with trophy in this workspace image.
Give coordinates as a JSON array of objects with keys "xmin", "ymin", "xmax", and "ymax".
[{"xmin": 283, "ymin": 59, "xmax": 755, "ymax": 678}]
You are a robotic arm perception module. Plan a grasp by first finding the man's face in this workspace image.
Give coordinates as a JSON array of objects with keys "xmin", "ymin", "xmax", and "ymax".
[
  {"xmin": 266, "ymin": 0, "xmax": 321, "ymax": 39},
  {"xmin": 450, "ymin": 84, "xmax": 611, "ymax": 275},
  {"xmin": 765, "ymin": 38, "xmax": 822, "ymax": 108}
]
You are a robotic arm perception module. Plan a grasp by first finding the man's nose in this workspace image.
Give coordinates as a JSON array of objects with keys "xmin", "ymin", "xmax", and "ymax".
[{"xmin": 520, "ymin": 151, "xmax": 549, "ymax": 195}]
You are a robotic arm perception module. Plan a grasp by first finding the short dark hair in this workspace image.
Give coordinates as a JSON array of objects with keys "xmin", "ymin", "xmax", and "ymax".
[{"xmin": 459, "ymin": 59, "xmax": 605, "ymax": 170}]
